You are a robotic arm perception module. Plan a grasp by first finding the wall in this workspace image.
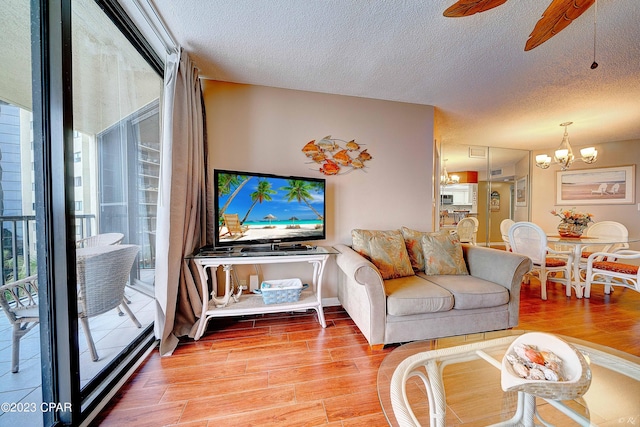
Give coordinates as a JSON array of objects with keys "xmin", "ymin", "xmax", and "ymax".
[
  {"xmin": 203, "ymin": 81, "xmax": 435, "ymax": 299},
  {"xmin": 531, "ymin": 139, "xmax": 640, "ymax": 250}
]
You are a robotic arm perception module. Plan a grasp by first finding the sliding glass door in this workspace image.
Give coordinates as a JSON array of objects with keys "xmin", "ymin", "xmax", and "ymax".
[{"xmin": 1, "ymin": 0, "xmax": 162, "ymax": 424}]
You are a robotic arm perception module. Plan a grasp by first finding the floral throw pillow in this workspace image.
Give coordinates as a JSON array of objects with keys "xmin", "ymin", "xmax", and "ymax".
[
  {"xmin": 400, "ymin": 226, "xmax": 428, "ymax": 272},
  {"xmin": 352, "ymin": 229, "xmax": 414, "ymax": 280},
  {"xmin": 421, "ymin": 230, "xmax": 469, "ymax": 275}
]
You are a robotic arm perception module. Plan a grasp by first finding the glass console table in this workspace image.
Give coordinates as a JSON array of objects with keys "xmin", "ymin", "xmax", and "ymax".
[{"xmin": 187, "ymin": 246, "xmax": 338, "ymax": 340}]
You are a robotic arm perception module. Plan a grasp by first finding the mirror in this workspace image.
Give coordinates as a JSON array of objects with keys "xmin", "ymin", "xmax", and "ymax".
[{"xmin": 439, "ymin": 144, "xmax": 531, "ymax": 247}]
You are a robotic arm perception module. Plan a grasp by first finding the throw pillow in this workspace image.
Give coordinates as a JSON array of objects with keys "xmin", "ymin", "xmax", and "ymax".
[
  {"xmin": 421, "ymin": 230, "xmax": 469, "ymax": 275},
  {"xmin": 352, "ymin": 229, "xmax": 414, "ymax": 280},
  {"xmin": 400, "ymin": 226, "xmax": 428, "ymax": 272}
]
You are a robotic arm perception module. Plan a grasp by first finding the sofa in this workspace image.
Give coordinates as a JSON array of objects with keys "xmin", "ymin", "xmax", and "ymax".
[{"xmin": 335, "ymin": 228, "xmax": 532, "ymax": 349}]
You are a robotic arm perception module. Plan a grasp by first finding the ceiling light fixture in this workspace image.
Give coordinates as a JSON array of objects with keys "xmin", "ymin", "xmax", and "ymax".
[
  {"xmin": 535, "ymin": 122, "xmax": 598, "ymax": 171},
  {"xmin": 441, "ymin": 159, "xmax": 460, "ymax": 185}
]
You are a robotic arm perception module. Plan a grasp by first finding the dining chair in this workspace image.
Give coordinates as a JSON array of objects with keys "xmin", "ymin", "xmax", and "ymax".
[
  {"xmin": 508, "ymin": 222, "xmax": 574, "ymax": 300},
  {"xmin": 584, "ymin": 250, "xmax": 640, "ymax": 298},
  {"xmin": 456, "ymin": 216, "xmax": 479, "ymax": 245},
  {"xmin": 0, "ymin": 275, "xmax": 39, "ymax": 373},
  {"xmin": 581, "ymin": 221, "xmax": 629, "ymax": 258},
  {"xmin": 500, "ymin": 218, "xmax": 515, "ymax": 251},
  {"xmin": 77, "ymin": 244, "xmax": 141, "ymax": 361}
]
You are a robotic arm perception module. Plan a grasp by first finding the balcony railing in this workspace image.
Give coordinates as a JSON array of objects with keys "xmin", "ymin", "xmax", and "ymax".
[{"xmin": 0, "ymin": 214, "xmax": 96, "ymax": 285}]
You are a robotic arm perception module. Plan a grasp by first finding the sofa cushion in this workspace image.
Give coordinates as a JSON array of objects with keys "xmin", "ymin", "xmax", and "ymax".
[
  {"xmin": 385, "ymin": 275, "xmax": 454, "ymax": 316},
  {"xmin": 352, "ymin": 229, "xmax": 414, "ymax": 280},
  {"xmin": 419, "ymin": 273, "xmax": 509, "ymax": 310},
  {"xmin": 400, "ymin": 226, "xmax": 427, "ymax": 272},
  {"xmin": 421, "ymin": 230, "xmax": 469, "ymax": 275}
]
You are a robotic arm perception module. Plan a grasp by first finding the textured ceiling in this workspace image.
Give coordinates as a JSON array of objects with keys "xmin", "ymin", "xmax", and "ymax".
[{"xmin": 150, "ymin": 0, "xmax": 640, "ymax": 157}]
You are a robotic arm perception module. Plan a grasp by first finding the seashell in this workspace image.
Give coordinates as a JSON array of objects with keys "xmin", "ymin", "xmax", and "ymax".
[
  {"xmin": 543, "ymin": 367, "xmax": 560, "ymax": 381},
  {"xmin": 541, "ymin": 350, "xmax": 562, "ymax": 364},
  {"xmin": 512, "ymin": 362, "xmax": 529, "ymax": 378},
  {"xmin": 528, "ymin": 368, "xmax": 546, "ymax": 381},
  {"xmin": 544, "ymin": 360, "xmax": 560, "ymax": 372},
  {"xmin": 524, "ymin": 348, "xmax": 545, "ymax": 365},
  {"xmin": 513, "ymin": 344, "xmax": 529, "ymax": 361}
]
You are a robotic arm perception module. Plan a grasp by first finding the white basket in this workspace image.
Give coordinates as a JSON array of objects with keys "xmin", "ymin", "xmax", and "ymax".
[{"xmin": 259, "ymin": 278, "xmax": 303, "ymax": 304}]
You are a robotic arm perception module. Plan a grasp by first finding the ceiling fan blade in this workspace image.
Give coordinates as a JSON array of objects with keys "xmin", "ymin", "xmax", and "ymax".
[
  {"xmin": 524, "ymin": 0, "xmax": 596, "ymax": 51},
  {"xmin": 443, "ymin": 0, "xmax": 508, "ymax": 17}
]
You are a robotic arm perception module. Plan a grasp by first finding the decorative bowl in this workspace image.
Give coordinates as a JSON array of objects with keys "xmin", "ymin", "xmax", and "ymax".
[{"xmin": 501, "ymin": 332, "xmax": 591, "ymax": 400}]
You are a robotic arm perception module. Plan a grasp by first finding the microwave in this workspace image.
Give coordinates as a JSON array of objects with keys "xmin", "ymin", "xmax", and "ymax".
[{"xmin": 441, "ymin": 194, "xmax": 453, "ymax": 205}]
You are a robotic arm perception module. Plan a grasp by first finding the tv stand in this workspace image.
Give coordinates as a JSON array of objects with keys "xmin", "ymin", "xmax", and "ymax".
[{"xmin": 188, "ymin": 246, "xmax": 337, "ymax": 340}]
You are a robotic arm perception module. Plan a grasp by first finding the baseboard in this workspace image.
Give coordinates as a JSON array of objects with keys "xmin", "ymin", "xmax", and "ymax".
[{"xmin": 322, "ymin": 296, "xmax": 341, "ymax": 307}]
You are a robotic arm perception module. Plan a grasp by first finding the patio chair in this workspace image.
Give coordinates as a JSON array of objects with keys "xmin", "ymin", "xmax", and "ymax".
[
  {"xmin": 584, "ymin": 250, "xmax": 640, "ymax": 298},
  {"xmin": 508, "ymin": 222, "xmax": 574, "ymax": 300},
  {"xmin": 76, "ymin": 232, "xmax": 124, "ymax": 248},
  {"xmin": 500, "ymin": 218, "xmax": 515, "ymax": 251},
  {"xmin": 222, "ymin": 213, "xmax": 249, "ymax": 237},
  {"xmin": 0, "ymin": 275, "xmax": 39, "ymax": 373},
  {"xmin": 456, "ymin": 216, "xmax": 478, "ymax": 245},
  {"xmin": 609, "ymin": 183, "xmax": 620, "ymax": 194},
  {"xmin": 77, "ymin": 244, "xmax": 141, "ymax": 361}
]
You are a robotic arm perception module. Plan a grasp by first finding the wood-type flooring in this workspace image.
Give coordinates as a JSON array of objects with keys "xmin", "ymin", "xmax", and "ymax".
[{"xmin": 92, "ymin": 279, "xmax": 640, "ymax": 426}]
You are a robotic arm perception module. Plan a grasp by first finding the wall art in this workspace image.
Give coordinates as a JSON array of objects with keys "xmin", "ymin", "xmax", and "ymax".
[
  {"xmin": 302, "ymin": 136, "xmax": 372, "ymax": 175},
  {"xmin": 555, "ymin": 165, "xmax": 635, "ymax": 205}
]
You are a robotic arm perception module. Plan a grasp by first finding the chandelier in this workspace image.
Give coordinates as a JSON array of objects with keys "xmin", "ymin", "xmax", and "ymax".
[
  {"xmin": 535, "ymin": 122, "xmax": 598, "ymax": 171},
  {"xmin": 441, "ymin": 159, "xmax": 460, "ymax": 185}
]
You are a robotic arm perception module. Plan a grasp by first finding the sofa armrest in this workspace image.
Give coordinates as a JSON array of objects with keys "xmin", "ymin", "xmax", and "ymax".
[
  {"xmin": 462, "ymin": 244, "xmax": 532, "ymax": 290},
  {"xmin": 334, "ymin": 244, "xmax": 387, "ymax": 347},
  {"xmin": 462, "ymin": 244, "xmax": 532, "ymax": 328}
]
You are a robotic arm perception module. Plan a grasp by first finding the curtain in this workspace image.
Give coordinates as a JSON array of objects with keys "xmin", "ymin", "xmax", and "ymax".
[{"xmin": 155, "ymin": 48, "xmax": 207, "ymax": 355}]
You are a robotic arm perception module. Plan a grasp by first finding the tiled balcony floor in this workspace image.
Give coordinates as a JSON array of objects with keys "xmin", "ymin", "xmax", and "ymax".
[{"xmin": 0, "ymin": 289, "xmax": 155, "ymax": 426}]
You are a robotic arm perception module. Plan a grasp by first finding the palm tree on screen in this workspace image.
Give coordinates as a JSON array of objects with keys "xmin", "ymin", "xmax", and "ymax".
[
  {"xmin": 281, "ymin": 180, "xmax": 324, "ymax": 219},
  {"xmin": 241, "ymin": 180, "xmax": 276, "ymax": 224}
]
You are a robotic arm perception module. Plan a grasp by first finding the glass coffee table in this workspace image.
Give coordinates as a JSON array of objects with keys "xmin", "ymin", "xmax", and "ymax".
[{"xmin": 377, "ymin": 330, "xmax": 640, "ymax": 426}]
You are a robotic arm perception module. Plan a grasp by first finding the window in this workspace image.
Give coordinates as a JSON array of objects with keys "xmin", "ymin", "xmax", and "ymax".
[
  {"xmin": 75, "ymin": 201, "xmax": 82, "ymax": 211},
  {"xmin": 74, "ymin": 176, "xmax": 82, "ymax": 186},
  {"xmin": 74, "ymin": 151, "xmax": 81, "ymax": 162}
]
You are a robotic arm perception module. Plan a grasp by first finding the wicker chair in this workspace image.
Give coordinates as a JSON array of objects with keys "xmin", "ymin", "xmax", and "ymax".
[
  {"xmin": 509, "ymin": 222, "xmax": 574, "ymax": 300},
  {"xmin": 75, "ymin": 232, "xmax": 124, "ymax": 248},
  {"xmin": 77, "ymin": 244, "xmax": 141, "ymax": 361},
  {"xmin": 584, "ymin": 250, "xmax": 640, "ymax": 298},
  {"xmin": 456, "ymin": 216, "xmax": 479, "ymax": 245},
  {"xmin": 0, "ymin": 275, "xmax": 39, "ymax": 373},
  {"xmin": 500, "ymin": 218, "xmax": 515, "ymax": 251}
]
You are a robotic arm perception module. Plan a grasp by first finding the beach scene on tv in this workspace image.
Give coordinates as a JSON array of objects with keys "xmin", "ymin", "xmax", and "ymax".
[{"xmin": 217, "ymin": 172, "xmax": 325, "ymax": 244}]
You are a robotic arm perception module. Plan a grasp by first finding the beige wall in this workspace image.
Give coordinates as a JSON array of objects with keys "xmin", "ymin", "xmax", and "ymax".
[
  {"xmin": 531, "ymin": 139, "xmax": 640, "ymax": 249},
  {"xmin": 203, "ymin": 81, "xmax": 435, "ymax": 299}
]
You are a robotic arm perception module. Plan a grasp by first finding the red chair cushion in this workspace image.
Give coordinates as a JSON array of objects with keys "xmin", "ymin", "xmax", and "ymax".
[
  {"xmin": 580, "ymin": 251, "xmax": 594, "ymax": 259},
  {"xmin": 546, "ymin": 258, "xmax": 567, "ymax": 267},
  {"xmin": 593, "ymin": 261, "xmax": 639, "ymax": 275}
]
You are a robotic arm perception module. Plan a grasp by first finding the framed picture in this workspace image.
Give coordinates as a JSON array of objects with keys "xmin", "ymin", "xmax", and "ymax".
[
  {"xmin": 556, "ymin": 165, "xmax": 635, "ymax": 205},
  {"xmin": 516, "ymin": 175, "xmax": 527, "ymax": 207}
]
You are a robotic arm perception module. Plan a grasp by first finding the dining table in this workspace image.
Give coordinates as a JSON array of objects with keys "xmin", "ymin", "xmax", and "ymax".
[{"xmin": 546, "ymin": 234, "xmax": 640, "ymax": 298}]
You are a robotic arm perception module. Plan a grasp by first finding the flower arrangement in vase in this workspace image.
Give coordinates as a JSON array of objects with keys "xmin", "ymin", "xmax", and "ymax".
[{"xmin": 551, "ymin": 208, "xmax": 593, "ymax": 237}]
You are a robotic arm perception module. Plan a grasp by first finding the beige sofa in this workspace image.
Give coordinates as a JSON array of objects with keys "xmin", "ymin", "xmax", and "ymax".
[{"xmin": 335, "ymin": 242, "xmax": 532, "ymax": 349}]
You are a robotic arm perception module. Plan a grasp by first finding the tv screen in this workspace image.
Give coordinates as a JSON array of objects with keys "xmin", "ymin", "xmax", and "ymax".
[{"xmin": 214, "ymin": 169, "xmax": 326, "ymax": 249}]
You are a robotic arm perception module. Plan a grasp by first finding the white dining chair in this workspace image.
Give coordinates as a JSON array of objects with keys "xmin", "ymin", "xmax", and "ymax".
[
  {"xmin": 500, "ymin": 218, "xmax": 515, "ymax": 251},
  {"xmin": 584, "ymin": 250, "xmax": 640, "ymax": 297},
  {"xmin": 508, "ymin": 222, "xmax": 574, "ymax": 300},
  {"xmin": 578, "ymin": 221, "xmax": 629, "ymax": 276}
]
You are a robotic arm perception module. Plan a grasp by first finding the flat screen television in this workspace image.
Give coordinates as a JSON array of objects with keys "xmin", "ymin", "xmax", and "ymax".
[{"xmin": 214, "ymin": 169, "xmax": 326, "ymax": 250}]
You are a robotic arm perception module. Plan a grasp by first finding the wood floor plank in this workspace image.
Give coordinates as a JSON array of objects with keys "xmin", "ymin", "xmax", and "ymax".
[{"xmin": 93, "ymin": 277, "xmax": 640, "ymax": 426}]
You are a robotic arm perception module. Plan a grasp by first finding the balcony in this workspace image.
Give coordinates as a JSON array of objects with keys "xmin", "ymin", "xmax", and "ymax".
[{"xmin": 0, "ymin": 215, "xmax": 156, "ymax": 425}]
